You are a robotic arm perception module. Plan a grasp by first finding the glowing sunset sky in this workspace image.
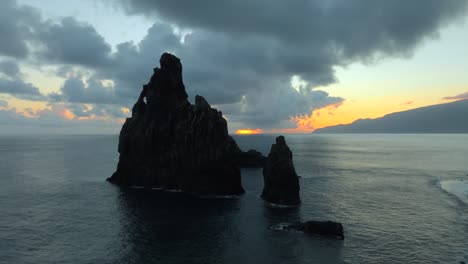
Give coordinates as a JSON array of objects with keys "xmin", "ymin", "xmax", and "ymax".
[{"xmin": 1, "ymin": 0, "xmax": 467, "ymax": 134}]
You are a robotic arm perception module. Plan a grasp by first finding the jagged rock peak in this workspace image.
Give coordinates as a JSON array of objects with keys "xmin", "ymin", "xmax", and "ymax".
[
  {"xmin": 144, "ymin": 52, "xmax": 188, "ymax": 107},
  {"xmin": 262, "ymin": 135, "xmax": 300, "ymax": 205},
  {"xmin": 159, "ymin": 52, "xmax": 182, "ymax": 72}
]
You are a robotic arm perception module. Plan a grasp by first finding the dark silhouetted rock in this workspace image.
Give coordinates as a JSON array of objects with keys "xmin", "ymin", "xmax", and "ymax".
[
  {"xmin": 233, "ymin": 149, "xmax": 266, "ymax": 167},
  {"xmin": 261, "ymin": 136, "xmax": 300, "ymax": 205},
  {"xmin": 285, "ymin": 221, "xmax": 344, "ymax": 239},
  {"xmin": 108, "ymin": 53, "xmax": 247, "ymax": 195}
]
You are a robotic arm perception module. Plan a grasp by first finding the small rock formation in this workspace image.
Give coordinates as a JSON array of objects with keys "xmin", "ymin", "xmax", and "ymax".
[
  {"xmin": 284, "ymin": 221, "xmax": 344, "ymax": 240},
  {"xmin": 108, "ymin": 53, "xmax": 262, "ymax": 195},
  {"xmin": 262, "ymin": 136, "xmax": 300, "ymax": 205}
]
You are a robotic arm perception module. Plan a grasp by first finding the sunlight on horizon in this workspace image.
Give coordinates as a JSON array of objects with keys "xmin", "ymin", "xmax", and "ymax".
[{"xmin": 235, "ymin": 129, "xmax": 264, "ymax": 135}]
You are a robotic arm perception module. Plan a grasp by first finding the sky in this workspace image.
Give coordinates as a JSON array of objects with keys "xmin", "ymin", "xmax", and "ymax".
[{"xmin": 1, "ymin": 0, "xmax": 467, "ymax": 134}]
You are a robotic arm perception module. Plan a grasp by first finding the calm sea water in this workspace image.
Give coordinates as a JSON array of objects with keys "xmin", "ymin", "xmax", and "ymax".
[{"xmin": 0, "ymin": 134, "xmax": 467, "ymax": 264}]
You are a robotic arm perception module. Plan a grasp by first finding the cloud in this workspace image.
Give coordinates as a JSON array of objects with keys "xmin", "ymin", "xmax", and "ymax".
[
  {"xmin": 116, "ymin": 0, "xmax": 468, "ymax": 63},
  {"xmin": 0, "ymin": 59, "xmax": 45, "ymax": 99},
  {"xmin": 0, "ymin": 0, "xmax": 40, "ymax": 58},
  {"xmin": 98, "ymin": 23, "xmax": 183, "ymax": 100},
  {"xmin": 224, "ymin": 87, "xmax": 344, "ymax": 129},
  {"xmin": 106, "ymin": 0, "xmax": 468, "ymax": 128},
  {"xmin": 443, "ymin": 91, "xmax": 468, "ymax": 101},
  {"xmin": 2, "ymin": 0, "xmax": 468, "ymax": 131},
  {"xmin": 0, "ymin": 59, "xmax": 23, "ymax": 79},
  {"xmin": 0, "ymin": 1, "xmax": 111, "ymax": 67},
  {"xmin": 50, "ymin": 77, "xmax": 119, "ymax": 104},
  {"xmin": 37, "ymin": 17, "xmax": 112, "ymax": 67},
  {"xmin": 0, "ymin": 99, "xmax": 8, "ymax": 108},
  {"xmin": 0, "ymin": 103, "xmax": 123, "ymax": 134},
  {"xmin": 0, "ymin": 75, "xmax": 42, "ymax": 97},
  {"xmin": 290, "ymin": 101, "xmax": 345, "ymax": 130},
  {"xmin": 63, "ymin": 22, "xmax": 343, "ymax": 128},
  {"xmin": 53, "ymin": 3, "xmax": 468, "ymax": 128}
]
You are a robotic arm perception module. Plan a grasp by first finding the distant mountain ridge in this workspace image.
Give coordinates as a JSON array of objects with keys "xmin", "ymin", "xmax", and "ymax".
[{"xmin": 314, "ymin": 99, "xmax": 468, "ymax": 133}]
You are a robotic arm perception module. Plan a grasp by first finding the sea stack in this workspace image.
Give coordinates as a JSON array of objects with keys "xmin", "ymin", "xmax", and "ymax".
[
  {"xmin": 108, "ymin": 53, "xmax": 246, "ymax": 195},
  {"xmin": 262, "ymin": 136, "xmax": 300, "ymax": 205}
]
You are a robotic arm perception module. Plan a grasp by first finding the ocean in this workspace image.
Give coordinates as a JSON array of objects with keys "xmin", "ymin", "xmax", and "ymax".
[{"xmin": 0, "ymin": 134, "xmax": 467, "ymax": 264}]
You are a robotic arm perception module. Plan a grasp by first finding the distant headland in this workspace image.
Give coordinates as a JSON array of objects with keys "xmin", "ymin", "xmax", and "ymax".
[{"xmin": 315, "ymin": 99, "xmax": 468, "ymax": 133}]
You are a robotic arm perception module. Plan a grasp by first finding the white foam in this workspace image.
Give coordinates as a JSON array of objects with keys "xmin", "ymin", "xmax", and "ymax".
[
  {"xmin": 265, "ymin": 201, "xmax": 299, "ymax": 208},
  {"xmin": 439, "ymin": 180, "xmax": 468, "ymax": 206}
]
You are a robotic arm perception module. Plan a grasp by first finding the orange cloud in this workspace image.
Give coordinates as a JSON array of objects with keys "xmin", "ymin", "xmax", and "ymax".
[
  {"xmin": 290, "ymin": 102, "xmax": 344, "ymax": 130},
  {"xmin": 289, "ymin": 97, "xmax": 438, "ymax": 132},
  {"xmin": 62, "ymin": 108, "xmax": 76, "ymax": 120}
]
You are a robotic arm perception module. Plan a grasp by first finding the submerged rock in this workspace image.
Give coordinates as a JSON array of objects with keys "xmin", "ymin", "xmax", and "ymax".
[
  {"xmin": 284, "ymin": 221, "xmax": 344, "ymax": 240},
  {"xmin": 108, "ymin": 53, "xmax": 254, "ymax": 195},
  {"xmin": 262, "ymin": 136, "xmax": 300, "ymax": 205}
]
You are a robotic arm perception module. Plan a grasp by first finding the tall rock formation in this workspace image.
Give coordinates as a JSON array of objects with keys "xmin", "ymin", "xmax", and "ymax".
[
  {"xmin": 108, "ymin": 53, "xmax": 247, "ymax": 195},
  {"xmin": 262, "ymin": 136, "xmax": 300, "ymax": 205}
]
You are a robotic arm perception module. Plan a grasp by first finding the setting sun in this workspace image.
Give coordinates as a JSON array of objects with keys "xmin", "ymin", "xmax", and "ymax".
[{"xmin": 235, "ymin": 128, "xmax": 263, "ymax": 135}]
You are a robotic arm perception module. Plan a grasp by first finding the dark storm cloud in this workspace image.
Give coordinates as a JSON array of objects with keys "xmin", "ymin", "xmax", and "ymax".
[
  {"xmin": 98, "ymin": 23, "xmax": 181, "ymax": 100},
  {"xmin": 0, "ymin": 1, "xmax": 111, "ymax": 67},
  {"xmin": 0, "ymin": 0, "xmax": 40, "ymax": 58},
  {"xmin": 55, "ymin": 21, "xmax": 341, "ymax": 128},
  {"xmin": 106, "ymin": 0, "xmax": 468, "ymax": 128},
  {"xmin": 49, "ymin": 77, "xmax": 119, "ymax": 104},
  {"xmin": 0, "ymin": 78, "xmax": 42, "ymax": 96},
  {"xmin": 116, "ymin": 0, "xmax": 468, "ymax": 63},
  {"xmin": 0, "ymin": 60, "xmax": 44, "ymax": 98},
  {"xmin": 83, "ymin": 23, "xmax": 343, "ymax": 124},
  {"xmin": 2, "ymin": 0, "xmax": 468, "ymax": 129},
  {"xmin": 0, "ymin": 60, "xmax": 22, "ymax": 79},
  {"xmin": 37, "ymin": 17, "xmax": 112, "ymax": 67},
  {"xmin": 0, "ymin": 1, "xmax": 113, "ymax": 103}
]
